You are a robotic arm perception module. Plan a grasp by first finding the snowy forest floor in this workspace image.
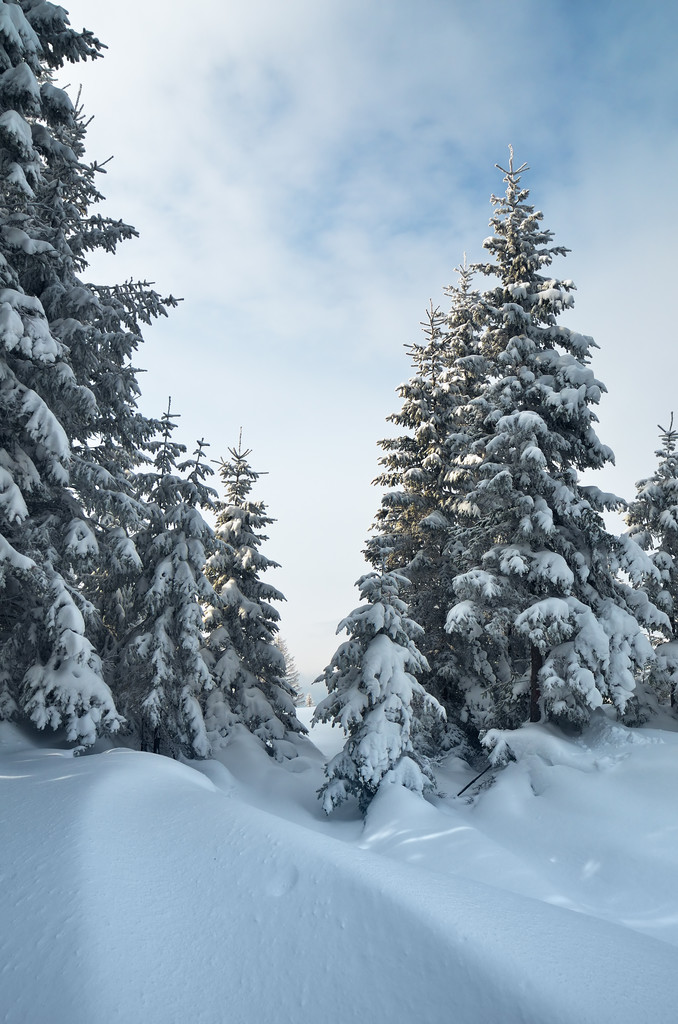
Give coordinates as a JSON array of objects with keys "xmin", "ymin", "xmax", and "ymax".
[{"xmin": 2, "ymin": 708, "xmax": 678, "ymax": 1024}]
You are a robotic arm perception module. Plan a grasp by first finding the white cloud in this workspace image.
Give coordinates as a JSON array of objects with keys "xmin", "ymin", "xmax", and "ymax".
[{"xmin": 60, "ymin": 0, "xmax": 678, "ymax": 675}]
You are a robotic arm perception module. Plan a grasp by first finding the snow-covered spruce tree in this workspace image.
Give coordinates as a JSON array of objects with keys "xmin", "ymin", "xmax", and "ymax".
[
  {"xmin": 369, "ymin": 304, "xmax": 453, "ymax": 575},
  {"xmin": 627, "ymin": 416, "xmax": 678, "ymax": 704},
  {"xmin": 203, "ymin": 436, "xmax": 305, "ymax": 759},
  {"xmin": 366, "ymin": 270, "xmax": 484, "ymax": 744},
  {"xmin": 23, "ymin": 83, "xmax": 178, "ymax": 689},
  {"xmin": 313, "ymin": 568, "xmax": 445, "ymax": 814},
  {"xmin": 445, "ymin": 149, "xmax": 664, "ymax": 739},
  {"xmin": 0, "ymin": 4, "xmax": 178, "ymax": 745},
  {"xmin": 0, "ymin": 2, "xmax": 128, "ymax": 743},
  {"xmin": 115, "ymin": 407, "xmax": 218, "ymax": 757}
]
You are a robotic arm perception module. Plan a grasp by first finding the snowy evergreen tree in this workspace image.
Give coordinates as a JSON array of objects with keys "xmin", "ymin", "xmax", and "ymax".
[
  {"xmin": 0, "ymin": 4, "xmax": 180, "ymax": 745},
  {"xmin": 313, "ymin": 569, "xmax": 444, "ymax": 814},
  {"xmin": 19, "ymin": 23, "xmax": 179, "ymax": 685},
  {"xmin": 203, "ymin": 436, "xmax": 305, "ymax": 758},
  {"xmin": 113, "ymin": 406, "xmax": 217, "ymax": 757},
  {"xmin": 0, "ymin": 2, "xmax": 126, "ymax": 743},
  {"xmin": 627, "ymin": 416, "xmax": 678, "ymax": 704},
  {"xmin": 366, "ymin": 270, "xmax": 484, "ymax": 746},
  {"xmin": 368, "ymin": 304, "xmax": 455, "ymax": 695},
  {"xmin": 444, "ymin": 149, "xmax": 664, "ymax": 740},
  {"xmin": 369, "ymin": 304, "xmax": 453, "ymax": 575}
]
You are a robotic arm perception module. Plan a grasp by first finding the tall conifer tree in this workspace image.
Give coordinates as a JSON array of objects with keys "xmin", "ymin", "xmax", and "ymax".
[
  {"xmin": 0, "ymin": 3, "xmax": 176, "ymax": 744},
  {"xmin": 445, "ymin": 150, "xmax": 663, "ymax": 738},
  {"xmin": 0, "ymin": 3, "xmax": 112, "ymax": 741},
  {"xmin": 367, "ymin": 267, "xmax": 484, "ymax": 732}
]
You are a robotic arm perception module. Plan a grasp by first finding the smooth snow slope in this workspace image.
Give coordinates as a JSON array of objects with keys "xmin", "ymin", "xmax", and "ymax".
[{"xmin": 1, "ymin": 713, "xmax": 677, "ymax": 1023}]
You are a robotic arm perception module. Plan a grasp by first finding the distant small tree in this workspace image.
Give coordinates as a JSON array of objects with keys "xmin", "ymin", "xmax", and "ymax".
[
  {"xmin": 313, "ymin": 569, "xmax": 445, "ymax": 814},
  {"xmin": 275, "ymin": 635, "xmax": 303, "ymax": 705}
]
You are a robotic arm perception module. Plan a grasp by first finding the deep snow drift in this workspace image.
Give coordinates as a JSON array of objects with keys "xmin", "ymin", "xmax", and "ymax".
[{"xmin": 2, "ymin": 708, "xmax": 678, "ymax": 1024}]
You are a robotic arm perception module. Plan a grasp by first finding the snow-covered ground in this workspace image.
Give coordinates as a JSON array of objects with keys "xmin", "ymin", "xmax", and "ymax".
[{"xmin": 2, "ymin": 708, "xmax": 678, "ymax": 1023}]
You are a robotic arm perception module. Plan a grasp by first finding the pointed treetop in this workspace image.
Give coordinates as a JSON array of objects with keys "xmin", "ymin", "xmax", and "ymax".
[
  {"xmin": 455, "ymin": 253, "xmax": 475, "ymax": 293},
  {"xmin": 495, "ymin": 143, "xmax": 528, "ymax": 181},
  {"xmin": 212, "ymin": 434, "xmax": 269, "ymax": 510},
  {"xmin": 160, "ymin": 395, "xmax": 177, "ymax": 431},
  {"xmin": 658, "ymin": 413, "xmax": 677, "ymax": 455},
  {"xmin": 229, "ymin": 426, "xmax": 252, "ymax": 464},
  {"xmin": 489, "ymin": 145, "xmax": 533, "ymax": 223},
  {"xmin": 158, "ymin": 396, "xmax": 181, "ymax": 477}
]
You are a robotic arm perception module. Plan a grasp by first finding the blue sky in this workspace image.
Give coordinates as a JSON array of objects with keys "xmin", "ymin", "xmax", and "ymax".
[{"xmin": 63, "ymin": 0, "xmax": 678, "ymax": 683}]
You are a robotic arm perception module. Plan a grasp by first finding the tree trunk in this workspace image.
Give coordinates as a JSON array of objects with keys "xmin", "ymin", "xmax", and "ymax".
[{"xmin": 530, "ymin": 645, "xmax": 543, "ymax": 723}]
